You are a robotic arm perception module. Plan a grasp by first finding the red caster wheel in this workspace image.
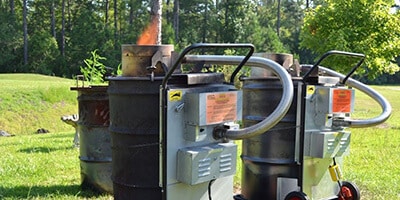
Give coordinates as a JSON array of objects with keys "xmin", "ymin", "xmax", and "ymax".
[
  {"xmin": 285, "ymin": 191, "xmax": 309, "ymax": 200},
  {"xmin": 338, "ymin": 181, "xmax": 360, "ymax": 200}
]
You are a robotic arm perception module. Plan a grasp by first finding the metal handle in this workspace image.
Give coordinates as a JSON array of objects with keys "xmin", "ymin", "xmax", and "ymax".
[
  {"xmin": 184, "ymin": 55, "xmax": 294, "ymax": 140},
  {"xmin": 303, "ymin": 50, "xmax": 365, "ymax": 84},
  {"xmin": 161, "ymin": 43, "xmax": 255, "ymax": 88},
  {"xmin": 320, "ymin": 66, "xmax": 392, "ymax": 128},
  {"xmin": 76, "ymin": 75, "xmax": 85, "ymax": 88}
]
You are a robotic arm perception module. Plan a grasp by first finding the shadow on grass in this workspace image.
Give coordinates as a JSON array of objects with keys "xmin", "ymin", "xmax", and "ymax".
[
  {"xmin": 18, "ymin": 146, "xmax": 74, "ymax": 153},
  {"xmin": 0, "ymin": 184, "xmax": 110, "ymax": 199},
  {"xmin": 37, "ymin": 132, "xmax": 75, "ymax": 139},
  {"xmin": 392, "ymin": 126, "xmax": 400, "ymax": 130}
]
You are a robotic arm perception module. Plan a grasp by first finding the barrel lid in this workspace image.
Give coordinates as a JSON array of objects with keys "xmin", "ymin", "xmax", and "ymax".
[{"xmin": 70, "ymin": 85, "xmax": 108, "ymax": 91}]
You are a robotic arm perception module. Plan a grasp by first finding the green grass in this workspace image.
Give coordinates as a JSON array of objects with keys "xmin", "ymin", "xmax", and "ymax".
[
  {"xmin": 0, "ymin": 74, "xmax": 112, "ymax": 199},
  {"xmin": 0, "ymin": 132, "xmax": 112, "ymax": 200},
  {"xmin": 0, "ymin": 73, "xmax": 78, "ymax": 135},
  {"xmin": 0, "ymin": 74, "xmax": 399, "ymax": 199},
  {"xmin": 343, "ymin": 86, "xmax": 400, "ymax": 199}
]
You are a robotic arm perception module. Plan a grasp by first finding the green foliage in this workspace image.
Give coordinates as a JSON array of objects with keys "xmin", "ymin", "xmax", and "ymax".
[
  {"xmin": 66, "ymin": 3, "xmax": 111, "ymax": 76},
  {"xmin": 3, "ymin": 0, "xmax": 399, "ymax": 84},
  {"xmin": 112, "ymin": 63, "xmax": 123, "ymax": 76},
  {"xmin": 79, "ymin": 50, "xmax": 107, "ymax": 85},
  {"xmin": 162, "ymin": 18, "xmax": 175, "ymax": 45},
  {"xmin": 176, "ymin": 0, "xmax": 291, "ymax": 55},
  {"xmin": 178, "ymin": 0, "xmax": 217, "ymax": 46},
  {"xmin": 280, "ymin": 0, "xmax": 305, "ymax": 55},
  {"xmin": 254, "ymin": 0, "xmax": 303, "ymax": 55},
  {"xmin": 259, "ymin": 26, "xmax": 288, "ymax": 53},
  {"xmin": 300, "ymin": 0, "xmax": 400, "ymax": 78},
  {"xmin": 0, "ymin": 10, "xmax": 23, "ymax": 72},
  {"xmin": 218, "ymin": 0, "xmax": 248, "ymax": 43},
  {"xmin": 29, "ymin": 31, "xmax": 60, "ymax": 74},
  {"xmin": 243, "ymin": 3, "xmax": 288, "ymax": 53}
]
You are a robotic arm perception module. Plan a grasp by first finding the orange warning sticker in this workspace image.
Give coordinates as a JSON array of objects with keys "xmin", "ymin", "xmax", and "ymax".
[
  {"xmin": 332, "ymin": 89, "xmax": 352, "ymax": 113},
  {"xmin": 206, "ymin": 92, "xmax": 237, "ymax": 124}
]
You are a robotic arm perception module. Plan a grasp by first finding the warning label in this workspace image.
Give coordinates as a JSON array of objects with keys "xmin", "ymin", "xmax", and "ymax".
[
  {"xmin": 206, "ymin": 92, "xmax": 237, "ymax": 124},
  {"xmin": 332, "ymin": 89, "xmax": 353, "ymax": 113},
  {"xmin": 169, "ymin": 90, "xmax": 182, "ymax": 101},
  {"xmin": 307, "ymin": 85, "xmax": 316, "ymax": 95}
]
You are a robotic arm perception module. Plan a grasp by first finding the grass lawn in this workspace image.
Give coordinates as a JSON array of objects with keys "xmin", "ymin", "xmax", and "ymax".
[
  {"xmin": 0, "ymin": 132, "xmax": 112, "ymax": 200},
  {"xmin": 343, "ymin": 86, "xmax": 400, "ymax": 199},
  {"xmin": 0, "ymin": 73, "xmax": 78, "ymax": 135},
  {"xmin": 0, "ymin": 73, "xmax": 399, "ymax": 199},
  {"xmin": 0, "ymin": 74, "xmax": 112, "ymax": 199}
]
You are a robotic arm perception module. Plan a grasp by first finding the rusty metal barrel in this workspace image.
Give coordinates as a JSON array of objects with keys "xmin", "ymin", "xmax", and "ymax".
[
  {"xmin": 240, "ymin": 75, "xmax": 300, "ymax": 199},
  {"xmin": 250, "ymin": 53, "xmax": 294, "ymax": 77},
  {"xmin": 121, "ymin": 44, "xmax": 174, "ymax": 76},
  {"xmin": 71, "ymin": 86, "xmax": 112, "ymax": 194},
  {"xmin": 108, "ymin": 76, "xmax": 162, "ymax": 199}
]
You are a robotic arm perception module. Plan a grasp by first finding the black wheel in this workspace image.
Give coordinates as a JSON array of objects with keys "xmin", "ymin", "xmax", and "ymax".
[
  {"xmin": 339, "ymin": 181, "xmax": 360, "ymax": 200},
  {"xmin": 233, "ymin": 194, "xmax": 247, "ymax": 200},
  {"xmin": 284, "ymin": 191, "xmax": 309, "ymax": 200}
]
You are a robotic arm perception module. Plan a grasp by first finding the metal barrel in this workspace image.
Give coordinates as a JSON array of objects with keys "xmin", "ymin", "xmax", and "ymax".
[
  {"xmin": 250, "ymin": 53, "xmax": 294, "ymax": 77},
  {"xmin": 121, "ymin": 44, "xmax": 174, "ymax": 77},
  {"xmin": 240, "ymin": 77, "xmax": 300, "ymax": 200},
  {"xmin": 108, "ymin": 76, "xmax": 162, "ymax": 200},
  {"xmin": 72, "ymin": 86, "xmax": 112, "ymax": 194}
]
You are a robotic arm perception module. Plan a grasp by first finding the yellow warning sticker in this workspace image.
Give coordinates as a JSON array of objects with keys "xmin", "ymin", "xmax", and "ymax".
[
  {"xmin": 307, "ymin": 85, "xmax": 315, "ymax": 95},
  {"xmin": 169, "ymin": 90, "xmax": 182, "ymax": 101}
]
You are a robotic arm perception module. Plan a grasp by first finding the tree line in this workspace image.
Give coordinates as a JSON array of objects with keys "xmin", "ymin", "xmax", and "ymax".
[{"xmin": 0, "ymin": 0, "xmax": 399, "ymax": 83}]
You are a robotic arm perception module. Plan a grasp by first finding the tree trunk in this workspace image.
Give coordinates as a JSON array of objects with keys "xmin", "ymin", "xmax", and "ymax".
[
  {"xmin": 166, "ymin": 0, "xmax": 171, "ymax": 21},
  {"xmin": 51, "ymin": 1, "xmax": 56, "ymax": 38},
  {"xmin": 224, "ymin": 0, "xmax": 229, "ymax": 42},
  {"xmin": 67, "ymin": 0, "xmax": 71, "ymax": 31},
  {"xmin": 202, "ymin": 0, "xmax": 208, "ymax": 43},
  {"xmin": 173, "ymin": 0, "xmax": 179, "ymax": 43},
  {"xmin": 277, "ymin": 0, "xmax": 281, "ymax": 37},
  {"xmin": 9, "ymin": 0, "xmax": 15, "ymax": 15},
  {"xmin": 129, "ymin": 0, "xmax": 134, "ymax": 26},
  {"xmin": 61, "ymin": 0, "xmax": 65, "ymax": 56},
  {"xmin": 105, "ymin": 0, "xmax": 109, "ymax": 25},
  {"xmin": 23, "ymin": 0, "xmax": 28, "ymax": 65},
  {"xmin": 114, "ymin": 0, "xmax": 118, "ymax": 50},
  {"xmin": 151, "ymin": 0, "xmax": 162, "ymax": 45}
]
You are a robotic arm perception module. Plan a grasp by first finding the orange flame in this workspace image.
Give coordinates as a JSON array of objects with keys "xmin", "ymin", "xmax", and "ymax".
[{"xmin": 137, "ymin": 17, "xmax": 159, "ymax": 45}]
